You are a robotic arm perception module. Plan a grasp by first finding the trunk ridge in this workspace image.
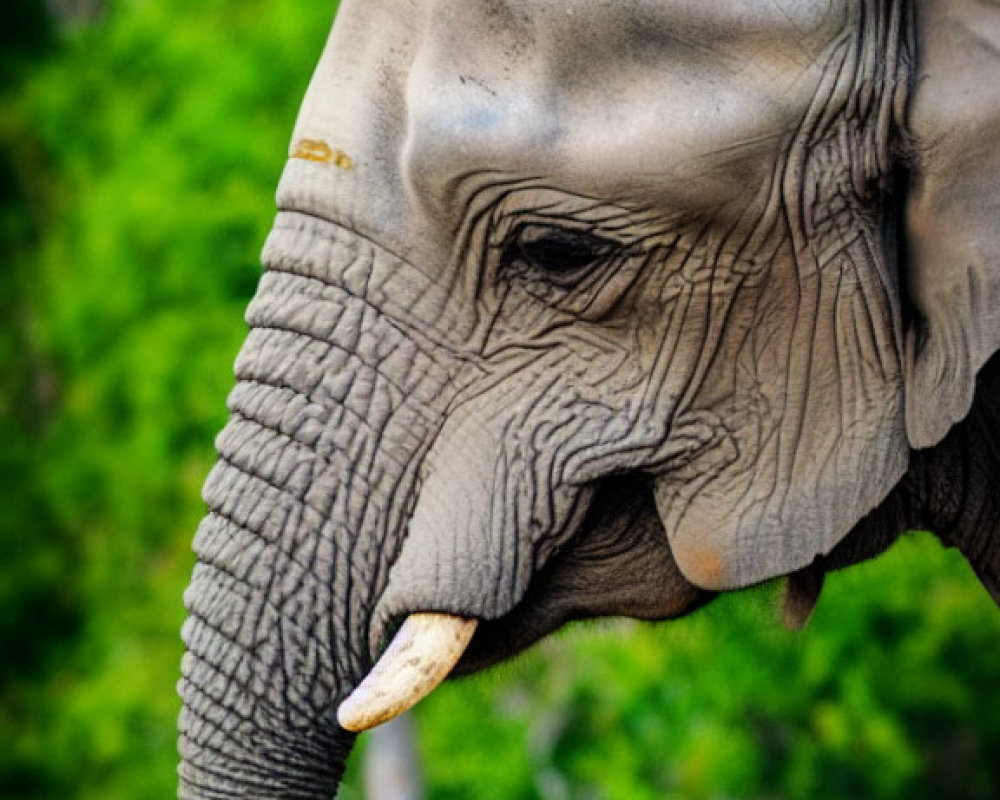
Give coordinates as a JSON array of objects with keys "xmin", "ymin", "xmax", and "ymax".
[{"xmin": 179, "ymin": 224, "xmax": 459, "ymax": 798}]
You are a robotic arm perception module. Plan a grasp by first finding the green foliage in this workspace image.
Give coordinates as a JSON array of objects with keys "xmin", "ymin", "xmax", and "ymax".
[
  {"xmin": 1, "ymin": 2, "xmax": 998, "ymax": 799},
  {"xmin": 418, "ymin": 537, "xmax": 1000, "ymax": 800},
  {"xmin": 1, "ymin": 1, "xmax": 333, "ymax": 796}
]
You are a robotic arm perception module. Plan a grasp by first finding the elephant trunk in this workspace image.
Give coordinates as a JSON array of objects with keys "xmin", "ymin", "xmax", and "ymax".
[{"xmin": 178, "ymin": 218, "xmax": 458, "ymax": 797}]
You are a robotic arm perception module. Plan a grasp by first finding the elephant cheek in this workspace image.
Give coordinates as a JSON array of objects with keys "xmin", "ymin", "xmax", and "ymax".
[
  {"xmin": 178, "ymin": 222, "xmax": 460, "ymax": 798},
  {"xmin": 652, "ymin": 414, "xmax": 909, "ymax": 591}
]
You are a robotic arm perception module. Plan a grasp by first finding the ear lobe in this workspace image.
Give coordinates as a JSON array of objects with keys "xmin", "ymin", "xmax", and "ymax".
[
  {"xmin": 782, "ymin": 565, "xmax": 825, "ymax": 631},
  {"xmin": 912, "ymin": 350, "xmax": 1000, "ymax": 606},
  {"xmin": 903, "ymin": 0, "xmax": 1000, "ymax": 448}
]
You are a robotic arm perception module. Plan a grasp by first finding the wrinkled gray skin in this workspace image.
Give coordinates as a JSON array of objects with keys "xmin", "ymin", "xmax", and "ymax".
[{"xmin": 178, "ymin": 1, "xmax": 1000, "ymax": 796}]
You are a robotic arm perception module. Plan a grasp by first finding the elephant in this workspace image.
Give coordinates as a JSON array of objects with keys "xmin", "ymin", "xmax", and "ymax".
[{"xmin": 178, "ymin": 0, "xmax": 1000, "ymax": 797}]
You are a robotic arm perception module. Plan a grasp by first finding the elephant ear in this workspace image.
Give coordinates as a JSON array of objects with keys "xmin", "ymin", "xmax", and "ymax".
[{"xmin": 904, "ymin": 0, "xmax": 1000, "ymax": 448}]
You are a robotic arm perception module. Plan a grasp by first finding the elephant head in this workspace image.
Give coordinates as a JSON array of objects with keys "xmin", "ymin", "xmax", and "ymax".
[{"xmin": 178, "ymin": 1, "xmax": 1000, "ymax": 796}]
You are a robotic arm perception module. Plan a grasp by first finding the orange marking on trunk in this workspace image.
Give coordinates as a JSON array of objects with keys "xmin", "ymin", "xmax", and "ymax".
[{"xmin": 291, "ymin": 139, "xmax": 354, "ymax": 170}]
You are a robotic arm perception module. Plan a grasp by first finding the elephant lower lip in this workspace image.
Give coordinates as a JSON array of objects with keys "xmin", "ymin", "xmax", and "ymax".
[
  {"xmin": 450, "ymin": 477, "xmax": 717, "ymax": 675},
  {"xmin": 453, "ymin": 614, "xmax": 556, "ymax": 676}
]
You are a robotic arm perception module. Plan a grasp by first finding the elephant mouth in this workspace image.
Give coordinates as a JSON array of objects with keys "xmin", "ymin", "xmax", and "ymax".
[
  {"xmin": 455, "ymin": 479, "xmax": 716, "ymax": 676},
  {"xmin": 339, "ymin": 478, "xmax": 714, "ymax": 732}
]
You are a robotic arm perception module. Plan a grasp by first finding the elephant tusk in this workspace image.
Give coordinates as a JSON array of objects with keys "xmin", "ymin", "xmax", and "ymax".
[{"xmin": 337, "ymin": 613, "xmax": 477, "ymax": 733}]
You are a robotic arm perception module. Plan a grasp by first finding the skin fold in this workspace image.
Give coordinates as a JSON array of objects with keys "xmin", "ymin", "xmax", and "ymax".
[{"xmin": 177, "ymin": 1, "xmax": 1000, "ymax": 797}]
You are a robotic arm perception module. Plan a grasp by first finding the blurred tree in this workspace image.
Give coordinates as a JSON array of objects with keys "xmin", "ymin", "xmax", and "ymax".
[{"xmin": 365, "ymin": 714, "xmax": 424, "ymax": 800}]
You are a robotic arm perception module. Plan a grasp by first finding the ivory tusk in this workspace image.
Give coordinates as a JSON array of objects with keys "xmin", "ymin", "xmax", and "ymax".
[{"xmin": 337, "ymin": 612, "xmax": 478, "ymax": 733}]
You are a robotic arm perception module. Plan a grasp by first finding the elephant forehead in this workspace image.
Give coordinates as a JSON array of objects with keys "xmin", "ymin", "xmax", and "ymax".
[{"xmin": 403, "ymin": 0, "xmax": 848, "ymax": 213}]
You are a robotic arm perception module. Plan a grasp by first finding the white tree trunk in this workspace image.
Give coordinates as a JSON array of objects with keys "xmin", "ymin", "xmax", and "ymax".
[
  {"xmin": 46, "ymin": 0, "xmax": 104, "ymax": 24},
  {"xmin": 363, "ymin": 713, "xmax": 424, "ymax": 800}
]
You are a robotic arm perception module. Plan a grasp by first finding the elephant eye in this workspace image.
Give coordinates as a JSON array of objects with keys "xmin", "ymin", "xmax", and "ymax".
[{"xmin": 502, "ymin": 224, "xmax": 616, "ymax": 283}]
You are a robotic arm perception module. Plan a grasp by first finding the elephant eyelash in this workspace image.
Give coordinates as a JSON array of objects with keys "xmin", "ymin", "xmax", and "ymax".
[{"xmin": 498, "ymin": 223, "xmax": 620, "ymax": 287}]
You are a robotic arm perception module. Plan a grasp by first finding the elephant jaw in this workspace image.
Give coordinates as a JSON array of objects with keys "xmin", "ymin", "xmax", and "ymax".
[{"xmin": 337, "ymin": 613, "xmax": 477, "ymax": 732}]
